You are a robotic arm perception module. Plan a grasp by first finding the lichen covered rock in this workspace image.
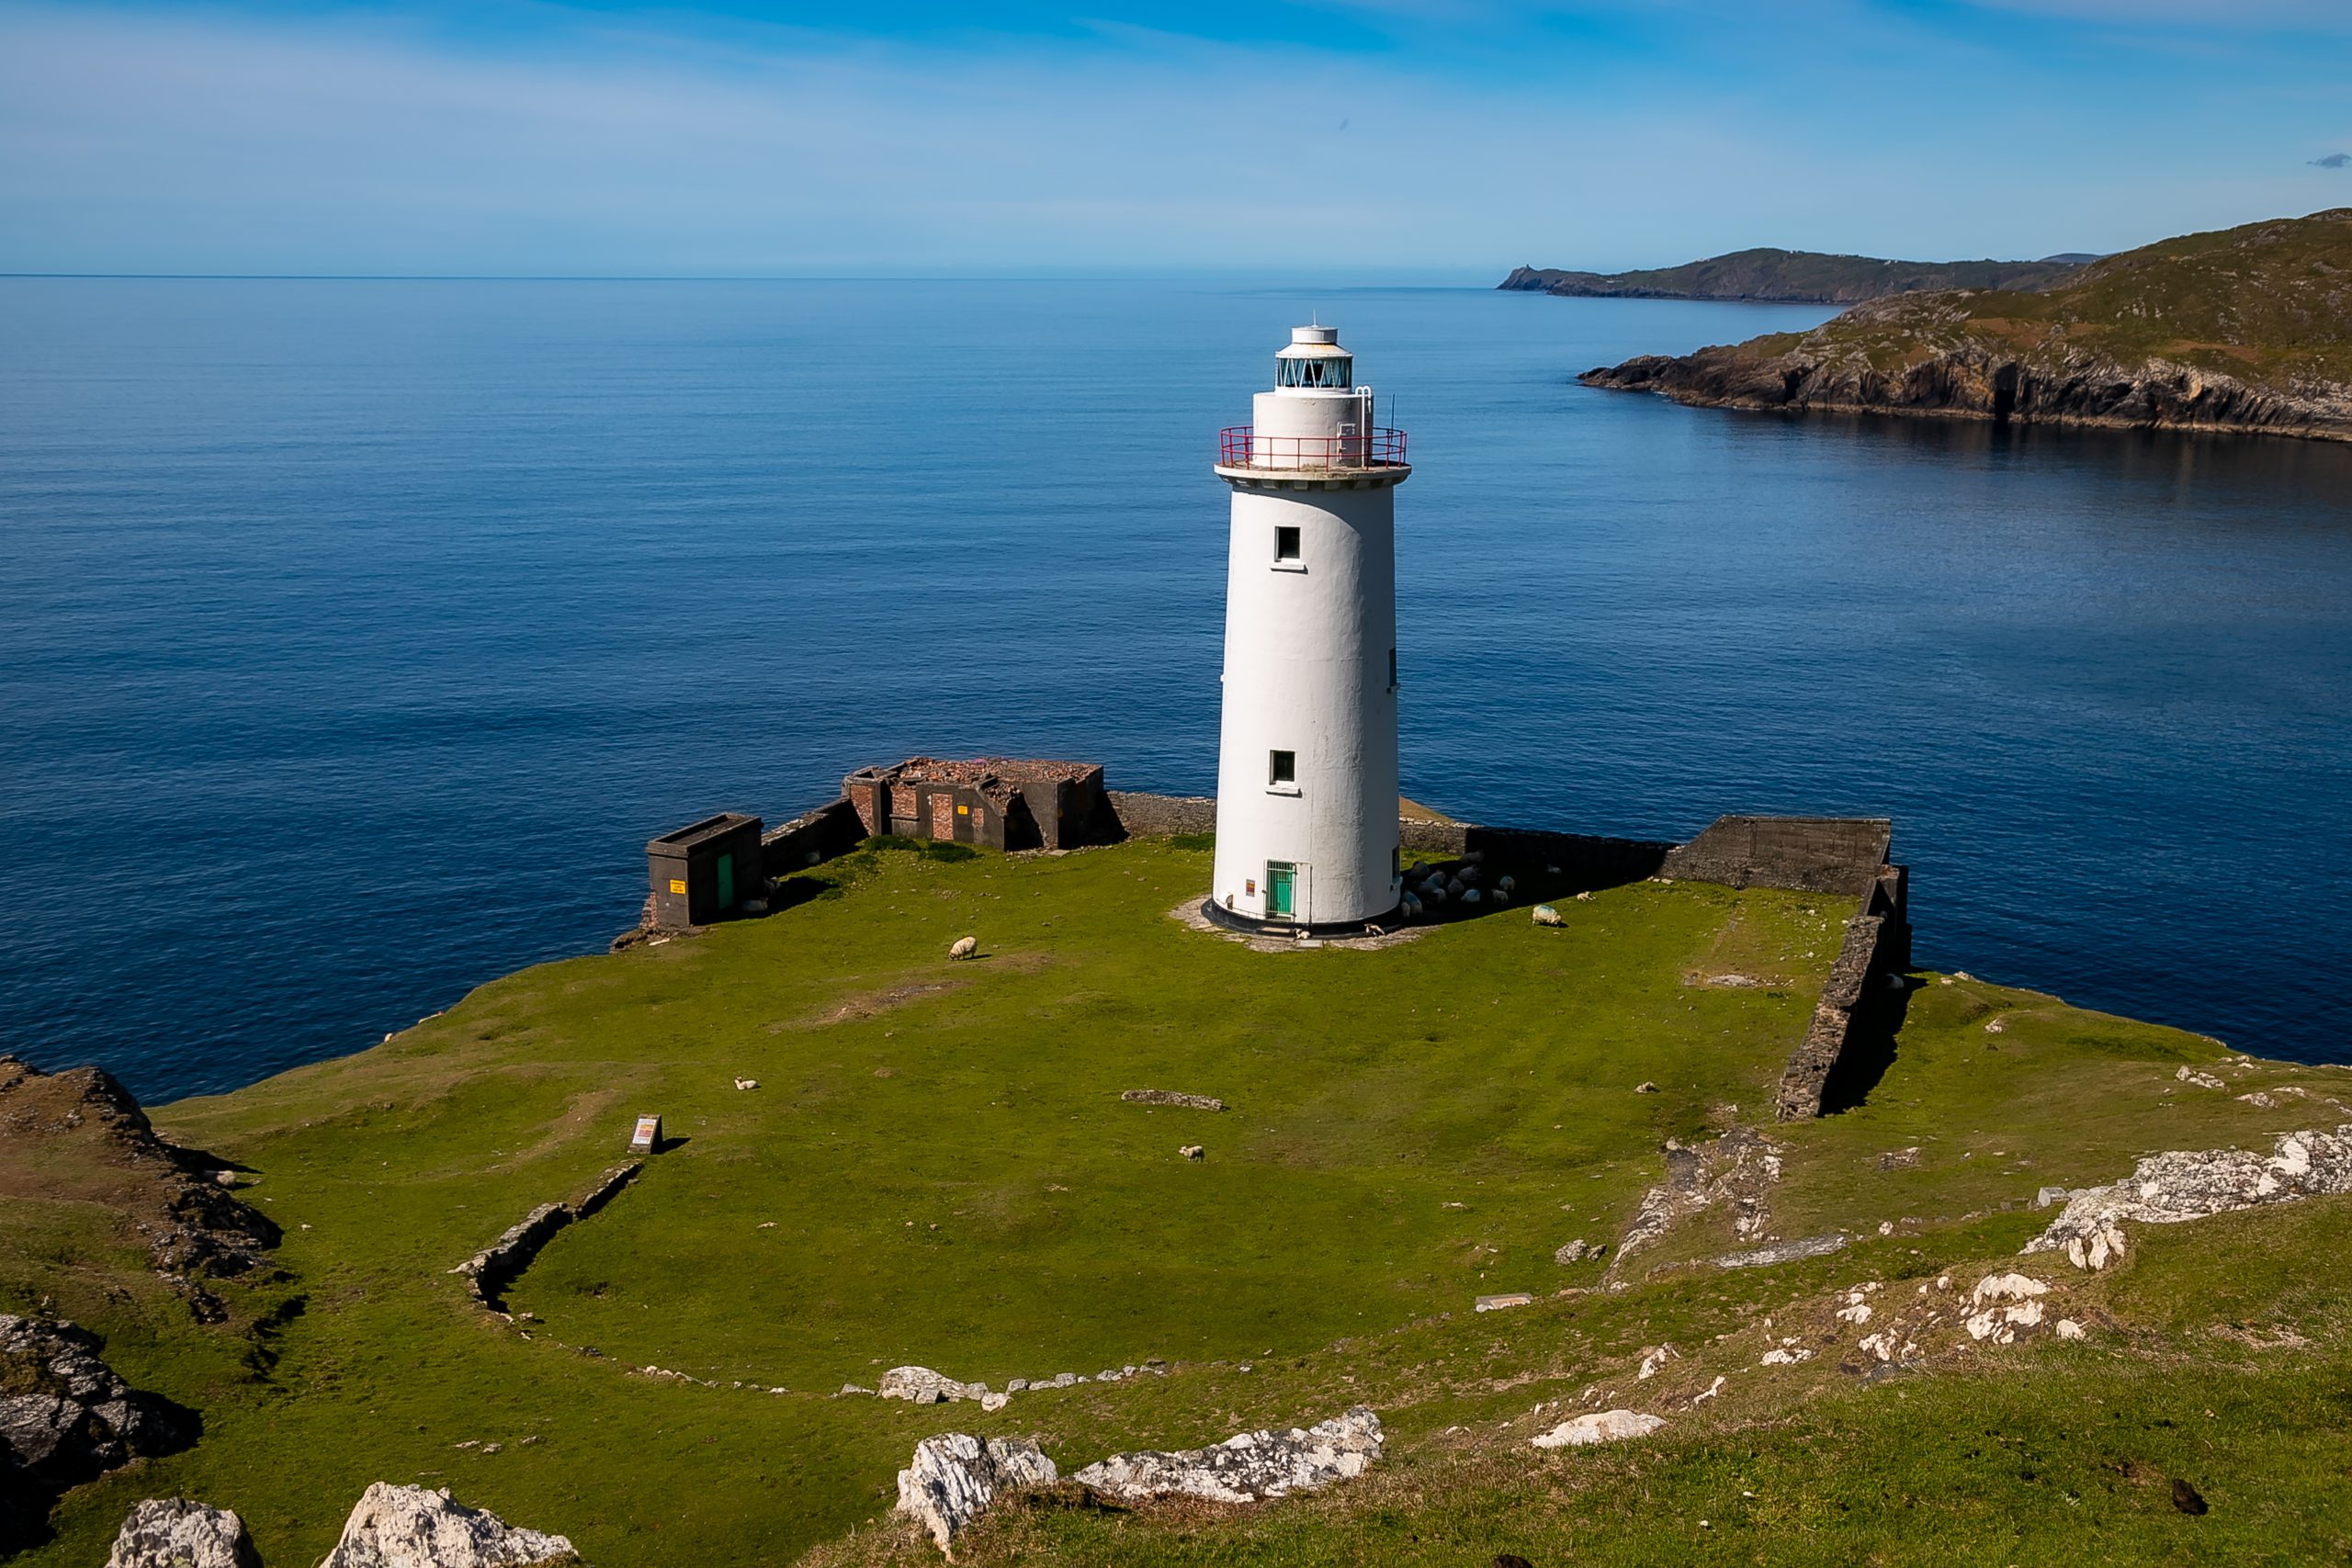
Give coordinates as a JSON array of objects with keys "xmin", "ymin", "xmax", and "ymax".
[
  {"xmin": 1070, "ymin": 1407, "xmax": 1381, "ymax": 1504},
  {"xmin": 317, "ymin": 1483, "xmax": 579, "ymax": 1568},
  {"xmin": 894, "ymin": 1433, "xmax": 1057, "ymax": 1552}
]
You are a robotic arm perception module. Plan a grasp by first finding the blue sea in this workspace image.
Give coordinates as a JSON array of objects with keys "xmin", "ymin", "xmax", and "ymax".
[{"xmin": 3, "ymin": 276, "xmax": 2347, "ymax": 1102}]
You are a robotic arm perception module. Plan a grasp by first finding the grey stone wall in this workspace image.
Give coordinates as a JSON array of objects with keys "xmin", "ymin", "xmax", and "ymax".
[
  {"xmin": 1773, "ymin": 863, "xmax": 1912, "ymax": 1121},
  {"xmin": 1102, "ymin": 790, "xmax": 1217, "ymax": 839}
]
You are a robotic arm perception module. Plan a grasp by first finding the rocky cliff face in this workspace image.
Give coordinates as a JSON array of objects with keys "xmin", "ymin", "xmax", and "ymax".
[{"xmin": 1577, "ymin": 210, "xmax": 2352, "ymax": 443}]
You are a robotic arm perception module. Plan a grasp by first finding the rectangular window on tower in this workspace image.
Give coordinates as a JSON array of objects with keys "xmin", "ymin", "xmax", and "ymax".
[
  {"xmin": 1272, "ymin": 525, "xmax": 1302, "ymax": 568},
  {"xmin": 1268, "ymin": 750, "xmax": 1297, "ymax": 792},
  {"xmin": 1388, "ymin": 648, "xmax": 1398, "ymax": 692}
]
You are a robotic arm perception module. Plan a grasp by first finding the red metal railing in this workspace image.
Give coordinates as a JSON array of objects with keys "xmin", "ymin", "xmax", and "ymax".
[{"xmin": 1218, "ymin": 426, "xmax": 1408, "ymax": 470}]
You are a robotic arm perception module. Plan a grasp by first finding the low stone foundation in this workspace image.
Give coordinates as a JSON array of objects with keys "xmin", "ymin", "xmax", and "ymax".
[{"xmin": 450, "ymin": 1162, "xmax": 640, "ymax": 1312}]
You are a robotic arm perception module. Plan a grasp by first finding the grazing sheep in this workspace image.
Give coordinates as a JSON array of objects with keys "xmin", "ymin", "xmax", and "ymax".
[
  {"xmin": 1491, "ymin": 889, "xmax": 1510, "ymax": 908},
  {"xmin": 1401, "ymin": 893, "xmax": 1423, "ymax": 919},
  {"xmin": 1460, "ymin": 886, "xmax": 1483, "ymax": 907},
  {"xmin": 1446, "ymin": 876, "xmax": 1465, "ymax": 896},
  {"xmin": 948, "ymin": 935, "xmax": 978, "ymax": 960},
  {"xmin": 1424, "ymin": 886, "xmax": 1447, "ymax": 908},
  {"xmin": 1532, "ymin": 905, "xmax": 1563, "ymax": 927},
  {"xmin": 1498, "ymin": 874, "xmax": 1516, "ymax": 894}
]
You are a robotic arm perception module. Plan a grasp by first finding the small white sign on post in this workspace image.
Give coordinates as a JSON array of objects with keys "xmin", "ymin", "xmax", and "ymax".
[{"xmin": 629, "ymin": 1114, "xmax": 662, "ymax": 1153}]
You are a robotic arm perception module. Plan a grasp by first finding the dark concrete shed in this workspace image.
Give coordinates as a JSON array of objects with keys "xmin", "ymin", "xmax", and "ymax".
[{"xmin": 646, "ymin": 812, "xmax": 763, "ymax": 929}]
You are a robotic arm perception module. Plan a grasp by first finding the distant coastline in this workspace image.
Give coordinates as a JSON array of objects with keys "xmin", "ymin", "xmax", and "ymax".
[
  {"xmin": 1576, "ymin": 210, "xmax": 2352, "ymax": 444},
  {"xmin": 1499, "ymin": 247, "xmax": 2086, "ymax": 305}
]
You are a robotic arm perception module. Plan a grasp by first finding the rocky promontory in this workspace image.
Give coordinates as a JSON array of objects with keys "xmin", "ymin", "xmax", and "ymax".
[
  {"xmin": 1501, "ymin": 247, "xmax": 2084, "ymax": 303},
  {"xmin": 1578, "ymin": 209, "xmax": 2352, "ymax": 442}
]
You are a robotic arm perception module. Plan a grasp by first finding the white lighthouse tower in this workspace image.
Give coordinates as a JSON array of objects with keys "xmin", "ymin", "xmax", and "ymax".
[{"xmin": 1205, "ymin": 323, "xmax": 1409, "ymax": 932}]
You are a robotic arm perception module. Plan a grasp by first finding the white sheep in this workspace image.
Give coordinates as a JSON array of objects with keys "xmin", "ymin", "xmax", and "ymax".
[
  {"xmin": 1491, "ymin": 889, "xmax": 1510, "ymax": 907},
  {"xmin": 948, "ymin": 935, "xmax": 978, "ymax": 960},
  {"xmin": 1532, "ymin": 905, "xmax": 1563, "ymax": 927},
  {"xmin": 734, "ymin": 1077, "xmax": 761, "ymax": 1091},
  {"xmin": 1401, "ymin": 893, "xmax": 1423, "ymax": 919},
  {"xmin": 1424, "ymin": 886, "xmax": 1447, "ymax": 908},
  {"xmin": 1460, "ymin": 886, "xmax": 1483, "ymax": 907},
  {"xmin": 1498, "ymin": 874, "xmax": 1516, "ymax": 894}
]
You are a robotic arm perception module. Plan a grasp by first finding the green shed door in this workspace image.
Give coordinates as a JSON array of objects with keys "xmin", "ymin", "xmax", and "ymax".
[
  {"xmin": 717, "ymin": 852, "xmax": 734, "ymax": 908},
  {"xmin": 1266, "ymin": 861, "xmax": 1295, "ymax": 919}
]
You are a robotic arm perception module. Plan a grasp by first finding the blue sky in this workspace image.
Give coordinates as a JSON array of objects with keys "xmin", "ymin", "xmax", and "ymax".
[{"xmin": 2, "ymin": 0, "xmax": 2347, "ymax": 276}]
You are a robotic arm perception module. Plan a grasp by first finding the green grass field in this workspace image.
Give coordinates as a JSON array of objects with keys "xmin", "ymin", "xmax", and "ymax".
[{"xmin": 6, "ymin": 837, "xmax": 2349, "ymax": 1565}]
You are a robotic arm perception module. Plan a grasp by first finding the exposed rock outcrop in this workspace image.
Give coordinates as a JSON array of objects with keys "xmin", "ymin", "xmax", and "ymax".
[
  {"xmin": 1579, "ymin": 210, "xmax": 2352, "ymax": 445},
  {"xmin": 1613, "ymin": 1126, "xmax": 1785, "ymax": 1268},
  {"xmin": 105, "ymin": 1497, "xmax": 259, "ymax": 1568},
  {"xmin": 0, "ymin": 1057, "xmax": 278, "ymax": 1317},
  {"xmin": 894, "ymin": 1433, "xmax": 1057, "ymax": 1552},
  {"xmin": 1, "ymin": 1316, "xmax": 194, "ymax": 1549},
  {"xmin": 2025, "ymin": 1124, "xmax": 2352, "ymax": 1267},
  {"xmin": 1530, "ymin": 1409, "xmax": 1664, "ymax": 1448},
  {"xmin": 1070, "ymin": 1408, "xmax": 1382, "ymax": 1504},
  {"xmin": 317, "ymin": 1483, "xmax": 580, "ymax": 1568}
]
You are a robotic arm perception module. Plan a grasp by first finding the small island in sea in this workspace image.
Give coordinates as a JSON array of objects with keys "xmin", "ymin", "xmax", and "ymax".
[{"xmin": 1577, "ymin": 209, "xmax": 2352, "ymax": 443}]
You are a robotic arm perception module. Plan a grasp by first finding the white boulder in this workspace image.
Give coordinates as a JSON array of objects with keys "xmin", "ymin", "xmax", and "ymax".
[
  {"xmin": 877, "ymin": 1366, "xmax": 988, "ymax": 1404},
  {"xmin": 317, "ymin": 1483, "xmax": 578, "ymax": 1567},
  {"xmin": 1070, "ymin": 1407, "xmax": 1381, "ymax": 1504},
  {"xmin": 106, "ymin": 1499, "xmax": 258, "ymax": 1568},
  {"xmin": 894, "ymin": 1432, "xmax": 1057, "ymax": 1553},
  {"xmin": 1531, "ymin": 1409, "xmax": 1664, "ymax": 1449}
]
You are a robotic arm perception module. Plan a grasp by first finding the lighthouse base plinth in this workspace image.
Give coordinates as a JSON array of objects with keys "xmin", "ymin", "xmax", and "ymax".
[{"xmin": 1196, "ymin": 897, "xmax": 1407, "ymax": 942}]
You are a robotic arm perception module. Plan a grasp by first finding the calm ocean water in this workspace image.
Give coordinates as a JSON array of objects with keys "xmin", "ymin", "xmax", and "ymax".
[{"xmin": 3, "ymin": 277, "xmax": 2347, "ymax": 1101}]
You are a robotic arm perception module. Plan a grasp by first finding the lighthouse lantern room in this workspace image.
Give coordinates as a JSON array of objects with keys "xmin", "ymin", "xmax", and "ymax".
[{"xmin": 1206, "ymin": 324, "xmax": 1410, "ymax": 932}]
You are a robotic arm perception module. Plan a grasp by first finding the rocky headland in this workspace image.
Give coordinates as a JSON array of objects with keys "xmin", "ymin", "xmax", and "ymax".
[
  {"xmin": 1500, "ymin": 247, "xmax": 2084, "ymax": 304},
  {"xmin": 1577, "ymin": 209, "xmax": 2352, "ymax": 443}
]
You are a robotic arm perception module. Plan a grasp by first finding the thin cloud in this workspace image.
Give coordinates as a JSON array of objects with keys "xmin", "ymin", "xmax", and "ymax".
[{"xmin": 2313, "ymin": 152, "xmax": 2352, "ymax": 169}]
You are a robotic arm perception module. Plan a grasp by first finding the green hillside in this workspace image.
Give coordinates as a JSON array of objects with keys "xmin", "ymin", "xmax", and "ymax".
[{"xmin": 6, "ymin": 837, "xmax": 2349, "ymax": 1565}]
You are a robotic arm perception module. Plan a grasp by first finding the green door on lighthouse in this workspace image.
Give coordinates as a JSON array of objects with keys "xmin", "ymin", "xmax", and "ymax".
[
  {"xmin": 1266, "ymin": 861, "xmax": 1295, "ymax": 919},
  {"xmin": 716, "ymin": 852, "xmax": 735, "ymax": 909}
]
